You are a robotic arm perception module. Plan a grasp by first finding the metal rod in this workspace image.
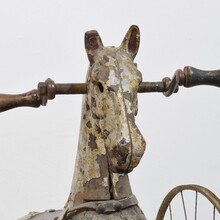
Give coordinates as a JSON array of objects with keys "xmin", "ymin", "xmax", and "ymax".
[
  {"xmin": 56, "ymin": 83, "xmax": 87, "ymax": 94},
  {"xmin": 54, "ymin": 82, "xmax": 168, "ymax": 94},
  {"xmin": 138, "ymin": 81, "xmax": 165, "ymax": 93},
  {"xmin": 54, "ymin": 81, "xmax": 175, "ymax": 94}
]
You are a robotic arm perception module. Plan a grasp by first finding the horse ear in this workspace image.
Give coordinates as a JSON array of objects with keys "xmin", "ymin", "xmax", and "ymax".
[
  {"xmin": 120, "ymin": 25, "xmax": 140, "ymax": 60},
  {"xmin": 85, "ymin": 30, "xmax": 104, "ymax": 65}
]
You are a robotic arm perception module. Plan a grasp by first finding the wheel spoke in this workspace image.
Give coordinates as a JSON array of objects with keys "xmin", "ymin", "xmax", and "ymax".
[
  {"xmin": 194, "ymin": 191, "xmax": 198, "ymax": 220},
  {"xmin": 181, "ymin": 191, "xmax": 188, "ymax": 220},
  {"xmin": 213, "ymin": 206, "xmax": 215, "ymax": 220},
  {"xmin": 168, "ymin": 204, "xmax": 172, "ymax": 220}
]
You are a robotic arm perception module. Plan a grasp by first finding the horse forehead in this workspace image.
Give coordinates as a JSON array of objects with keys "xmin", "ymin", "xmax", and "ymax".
[
  {"xmin": 93, "ymin": 48, "xmax": 134, "ymax": 82},
  {"xmin": 97, "ymin": 47, "xmax": 119, "ymax": 64}
]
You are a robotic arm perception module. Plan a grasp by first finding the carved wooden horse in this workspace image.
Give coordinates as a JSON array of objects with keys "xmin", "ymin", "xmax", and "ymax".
[{"xmin": 20, "ymin": 25, "xmax": 147, "ymax": 220}]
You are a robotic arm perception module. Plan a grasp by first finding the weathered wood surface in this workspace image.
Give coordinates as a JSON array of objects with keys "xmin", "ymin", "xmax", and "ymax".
[
  {"xmin": 63, "ymin": 25, "xmax": 146, "ymax": 220},
  {"xmin": 18, "ymin": 210, "xmax": 61, "ymax": 220},
  {"xmin": 20, "ymin": 25, "xmax": 147, "ymax": 220}
]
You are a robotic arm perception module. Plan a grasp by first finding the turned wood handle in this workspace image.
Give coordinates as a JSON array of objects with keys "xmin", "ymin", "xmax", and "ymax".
[
  {"xmin": 0, "ymin": 90, "xmax": 41, "ymax": 112},
  {"xmin": 0, "ymin": 79, "xmax": 88, "ymax": 112},
  {"xmin": 182, "ymin": 66, "xmax": 220, "ymax": 88},
  {"xmin": 162, "ymin": 67, "xmax": 220, "ymax": 96}
]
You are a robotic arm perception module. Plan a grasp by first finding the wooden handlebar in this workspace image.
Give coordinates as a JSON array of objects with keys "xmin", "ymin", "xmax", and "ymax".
[{"xmin": 0, "ymin": 66, "xmax": 220, "ymax": 112}]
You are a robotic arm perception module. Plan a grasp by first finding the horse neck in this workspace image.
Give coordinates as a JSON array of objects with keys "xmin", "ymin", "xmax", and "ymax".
[{"xmin": 65, "ymin": 94, "xmax": 133, "ymax": 209}]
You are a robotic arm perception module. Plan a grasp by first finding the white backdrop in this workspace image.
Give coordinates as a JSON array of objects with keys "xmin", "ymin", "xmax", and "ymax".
[{"xmin": 0, "ymin": 1, "xmax": 219, "ymax": 219}]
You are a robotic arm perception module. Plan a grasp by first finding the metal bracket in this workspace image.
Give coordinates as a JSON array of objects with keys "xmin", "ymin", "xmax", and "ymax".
[{"xmin": 58, "ymin": 195, "xmax": 138, "ymax": 220}]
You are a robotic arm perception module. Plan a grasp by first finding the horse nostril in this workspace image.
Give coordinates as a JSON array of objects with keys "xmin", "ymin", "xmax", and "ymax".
[
  {"xmin": 98, "ymin": 82, "xmax": 104, "ymax": 93},
  {"xmin": 119, "ymin": 138, "xmax": 127, "ymax": 147}
]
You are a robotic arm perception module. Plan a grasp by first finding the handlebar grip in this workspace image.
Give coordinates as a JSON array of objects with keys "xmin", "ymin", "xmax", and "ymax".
[
  {"xmin": 0, "ymin": 79, "xmax": 88, "ymax": 113},
  {"xmin": 0, "ymin": 90, "xmax": 41, "ymax": 112},
  {"xmin": 183, "ymin": 66, "xmax": 220, "ymax": 88}
]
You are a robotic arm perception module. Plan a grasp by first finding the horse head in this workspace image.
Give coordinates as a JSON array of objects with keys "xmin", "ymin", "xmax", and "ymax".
[{"xmin": 85, "ymin": 25, "xmax": 146, "ymax": 174}]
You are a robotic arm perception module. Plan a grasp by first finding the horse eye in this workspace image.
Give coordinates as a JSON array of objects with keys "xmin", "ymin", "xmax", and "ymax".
[{"xmin": 97, "ymin": 82, "xmax": 104, "ymax": 93}]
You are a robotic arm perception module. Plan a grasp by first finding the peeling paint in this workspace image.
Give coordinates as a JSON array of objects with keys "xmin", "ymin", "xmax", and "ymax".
[{"xmin": 65, "ymin": 25, "xmax": 146, "ymax": 213}]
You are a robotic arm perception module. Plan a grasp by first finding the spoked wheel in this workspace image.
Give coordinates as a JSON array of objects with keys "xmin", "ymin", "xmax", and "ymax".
[{"xmin": 156, "ymin": 184, "xmax": 220, "ymax": 220}]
